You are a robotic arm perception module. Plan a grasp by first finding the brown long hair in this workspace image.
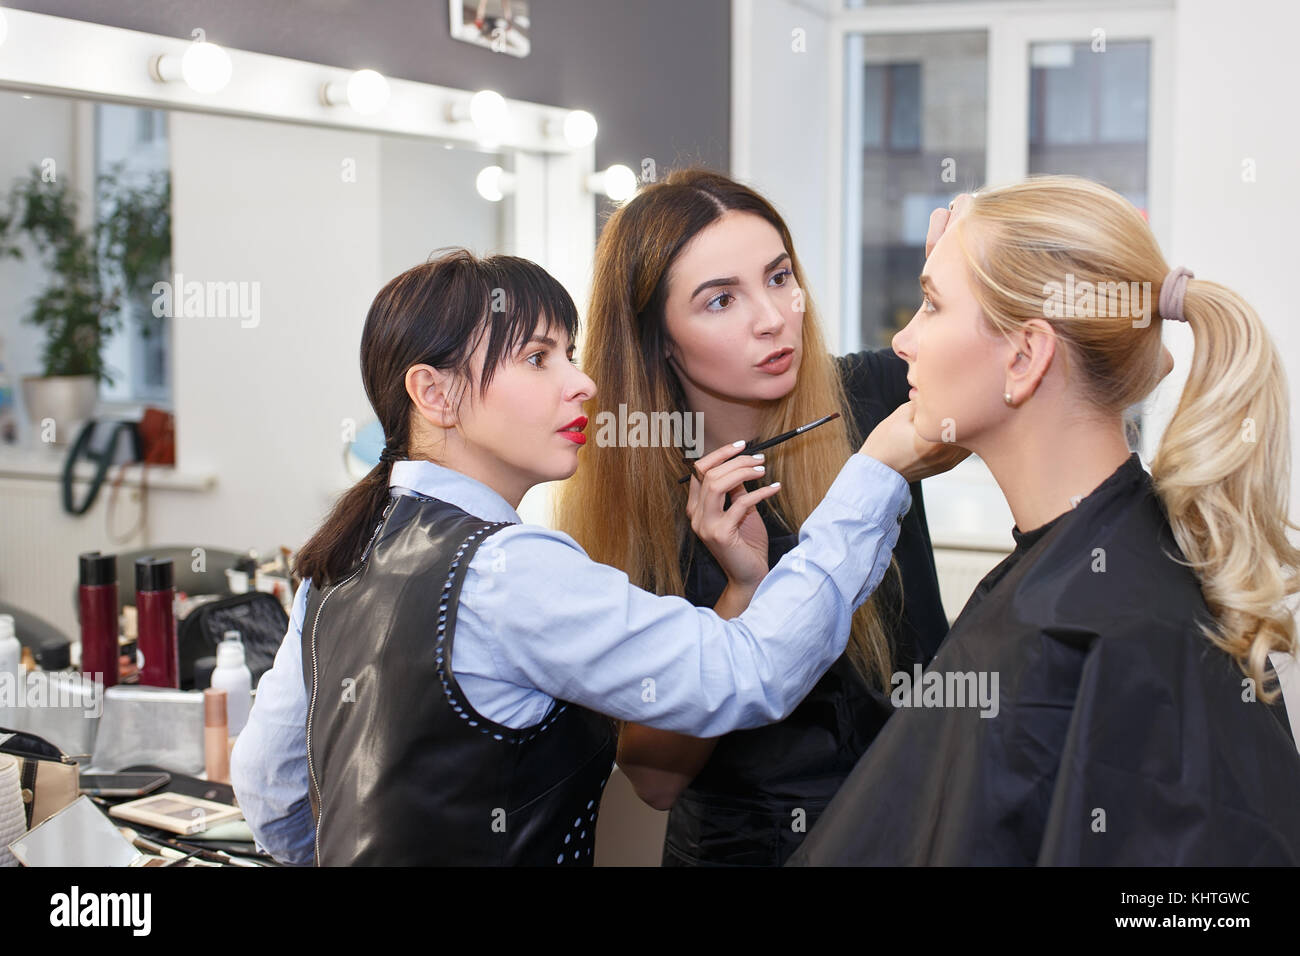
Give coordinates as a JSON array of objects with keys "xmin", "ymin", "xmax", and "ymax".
[
  {"xmin": 294, "ymin": 248, "xmax": 580, "ymax": 588},
  {"xmin": 554, "ymin": 168, "xmax": 899, "ymax": 691},
  {"xmin": 957, "ymin": 175, "xmax": 1300, "ymax": 701}
]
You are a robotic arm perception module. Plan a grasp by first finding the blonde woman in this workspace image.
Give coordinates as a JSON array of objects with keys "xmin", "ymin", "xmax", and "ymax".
[
  {"xmin": 554, "ymin": 169, "xmax": 965, "ymax": 865},
  {"xmin": 790, "ymin": 176, "xmax": 1300, "ymax": 865}
]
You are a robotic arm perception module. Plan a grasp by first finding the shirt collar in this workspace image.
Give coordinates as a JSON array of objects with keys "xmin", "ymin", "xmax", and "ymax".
[{"xmin": 388, "ymin": 459, "xmax": 520, "ymax": 525}]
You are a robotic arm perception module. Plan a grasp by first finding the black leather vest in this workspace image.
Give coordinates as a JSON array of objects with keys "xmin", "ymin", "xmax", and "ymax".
[{"xmin": 302, "ymin": 492, "xmax": 617, "ymax": 866}]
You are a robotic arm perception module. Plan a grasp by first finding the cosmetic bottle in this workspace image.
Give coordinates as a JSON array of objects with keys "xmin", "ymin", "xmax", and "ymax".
[
  {"xmin": 78, "ymin": 551, "xmax": 119, "ymax": 689},
  {"xmin": 204, "ymin": 688, "xmax": 229, "ymax": 783},
  {"xmin": 135, "ymin": 557, "xmax": 178, "ymax": 688},
  {"xmin": 210, "ymin": 631, "xmax": 252, "ymax": 736},
  {"xmin": 32, "ymin": 639, "xmax": 73, "ymax": 673}
]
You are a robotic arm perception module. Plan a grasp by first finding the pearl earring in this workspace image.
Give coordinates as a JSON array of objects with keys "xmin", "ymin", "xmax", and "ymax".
[{"xmin": 1003, "ymin": 392, "xmax": 1013, "ymax": 405}]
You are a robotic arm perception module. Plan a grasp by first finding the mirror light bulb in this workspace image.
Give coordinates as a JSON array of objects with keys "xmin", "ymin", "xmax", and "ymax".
[
  {"xmin": 346, "ymin": 69, "xmax": 390, "ymax": 114},
  {"xmin": 476, "ymin": 166, "xmax": 515, "ymax": 202},
  {"xmin": 181, "ymin": 42, "xmax": 232, "ymax": 94},
  {"xmin": 563, "ymin": 110, "xmax": 598, "ymax": 147},
  {"xmin": 602, "ymin": 165, "xmax": 638, "ymax": 202},
  {"xmin": 469, "ymin": 90, "xmax": 508, "ymax": 135}
]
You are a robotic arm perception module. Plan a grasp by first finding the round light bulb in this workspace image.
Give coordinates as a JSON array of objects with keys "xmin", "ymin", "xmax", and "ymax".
[
  {"xmin": 476, "ymin": 166, "xmax": 515, "ymax": 202},
  {"xmin": 346, "ymin": 69, "xmax": 389, "ymax": 115},
  {"xmin": 181, "ymin": 42, "xmax": 232, "ymax": 94},
  {"xmin": 602, "ymin": 164, "xmax": 638, "ymax": 202},
  {"xmin": 563, "ymin": 110, "xmax": 598, "ymax": 147},
  {"xmin": 469, "ymin": 90, "xmax": 508, "ymax": 135}
]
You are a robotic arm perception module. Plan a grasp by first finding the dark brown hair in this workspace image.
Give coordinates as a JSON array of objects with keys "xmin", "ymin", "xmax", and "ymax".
[{"xmin": 294, "ymin": 248, "xmax": 579, "ymax": 587}]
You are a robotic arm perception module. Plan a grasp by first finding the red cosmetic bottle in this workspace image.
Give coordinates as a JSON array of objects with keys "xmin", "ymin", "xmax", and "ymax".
[
  {"xmin": 135, "ymin": 557, "xmax": 178, "ymax": 688},
  {"xmin": 78, "ymin": 551, "xmax": 119, "ymax": 689}
]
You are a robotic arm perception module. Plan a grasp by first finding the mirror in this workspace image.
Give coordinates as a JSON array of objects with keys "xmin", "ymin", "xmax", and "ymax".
[
  {"xmin": 0, "ymin": 10, "xmax": 593, "ymax": 648},
  {"xmin": 0, "ymin": 88, "xmax": 513, "ymax": 439}
]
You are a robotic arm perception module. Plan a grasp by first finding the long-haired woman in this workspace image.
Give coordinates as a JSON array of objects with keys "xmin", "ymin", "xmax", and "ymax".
[
  {"xmin": 230, "ymin": 248, "xmax": 936, "ymax": 866},
  {"xmin": 554, "ymin": 169, "xmax": 965, "ymax": 865},
  {"xmin": 790, "ymin": 175, "xmax": 1300, "ymax": 865}
]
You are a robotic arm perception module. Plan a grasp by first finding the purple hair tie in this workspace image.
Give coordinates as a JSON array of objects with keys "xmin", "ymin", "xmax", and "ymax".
[{"xmin": 1159, "ymin": 266, "xmax": 1194, "ymax": 323}]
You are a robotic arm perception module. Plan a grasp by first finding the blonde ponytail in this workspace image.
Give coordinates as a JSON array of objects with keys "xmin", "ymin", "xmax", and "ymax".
[{"xmin": 1151, "ymin": 280, "xmax": 1300, "ymax": 702}]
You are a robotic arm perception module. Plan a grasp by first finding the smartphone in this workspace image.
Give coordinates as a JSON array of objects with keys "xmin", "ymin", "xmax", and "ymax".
[{"xmin": 79, "ymin": 772, "xmax": 170, "ymax": 798}]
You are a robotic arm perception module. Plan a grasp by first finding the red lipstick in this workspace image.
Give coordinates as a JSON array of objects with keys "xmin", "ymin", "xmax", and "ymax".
[{"xmin": 559, "ymin": 416, "xmax": 587, "ymax": 445}]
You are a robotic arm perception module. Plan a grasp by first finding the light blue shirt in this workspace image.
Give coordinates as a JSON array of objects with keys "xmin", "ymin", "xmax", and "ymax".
[{"xmin": 230, "ymin": 453, "xmax": 910, "ymax": 865}]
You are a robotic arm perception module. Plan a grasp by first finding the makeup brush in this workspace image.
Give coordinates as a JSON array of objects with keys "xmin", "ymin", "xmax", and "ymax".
[{"xmin": 678, "ymin": 411, "xmax": 841, "ymax": 484}]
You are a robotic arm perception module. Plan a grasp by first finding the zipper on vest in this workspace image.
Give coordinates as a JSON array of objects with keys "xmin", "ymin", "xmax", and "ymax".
[{"xmin": 306, "ymin": 495, "xmax": 397, "ymax": 866}]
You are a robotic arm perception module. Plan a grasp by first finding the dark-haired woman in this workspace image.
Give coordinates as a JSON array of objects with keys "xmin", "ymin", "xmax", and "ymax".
[{"xmin": 230, "ymin": 249, "xmax": 948, "ymax": 866}]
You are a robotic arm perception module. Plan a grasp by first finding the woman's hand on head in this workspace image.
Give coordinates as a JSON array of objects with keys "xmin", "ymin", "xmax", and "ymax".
[
  {"xmin": 860, "ymin": 401, "xmax": 969, "ymax": 483},
  {"xmin": 926, "ymin": 193, "xmax": 975, "ymax": 258},
  {"xmin": 685, "ymin": 441, "xmax": 783, "ymax": 593}
]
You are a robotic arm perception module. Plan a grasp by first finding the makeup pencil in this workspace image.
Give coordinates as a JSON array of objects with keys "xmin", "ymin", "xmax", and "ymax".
[{"xmin": 678, "ymin": 412, "xmax": 841, "ymax": 484}]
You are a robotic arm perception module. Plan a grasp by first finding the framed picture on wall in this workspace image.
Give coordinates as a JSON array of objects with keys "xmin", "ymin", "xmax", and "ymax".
[{"xmin": 449, "ymin": 0, "xmax": 531, "ymax": 58}]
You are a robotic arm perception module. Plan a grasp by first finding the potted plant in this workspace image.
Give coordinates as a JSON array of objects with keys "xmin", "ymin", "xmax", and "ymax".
[{"xmin": 0, "ymin": 164, "xmax": 171, "ymax": 444}]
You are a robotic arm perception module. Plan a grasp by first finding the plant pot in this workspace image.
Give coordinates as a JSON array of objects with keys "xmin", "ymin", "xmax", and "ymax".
[{"xmin": 20, "ymin": 374, "xmax": 98, "ymax": 445}]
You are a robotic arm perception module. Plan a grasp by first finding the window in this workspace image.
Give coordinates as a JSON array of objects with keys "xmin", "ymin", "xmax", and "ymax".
[
  {"xmin": 847, "ymin": 32, "xmax": 988, "ymax": 349},
  {"xmin": 863, "ymin": 62, "xmax": 922, "ymax": 152},
  {"xmin": 1029, "ymin": 39, "xmax": 1150, "ymax": 211},
  {"xmin": 95, "ymin": 103, "xmax": 172, "ymax": 405}
]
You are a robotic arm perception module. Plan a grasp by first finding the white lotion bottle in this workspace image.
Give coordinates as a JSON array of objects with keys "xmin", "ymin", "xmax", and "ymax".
[{"xmin": 210, "ymin": 630, "xmax": 252, "ymax": 736}]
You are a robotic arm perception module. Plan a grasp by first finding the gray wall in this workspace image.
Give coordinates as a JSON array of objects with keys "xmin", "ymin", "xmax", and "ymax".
[{"xmin": 5, "ymin": 0, "xmax": 731, "ymax": 225}]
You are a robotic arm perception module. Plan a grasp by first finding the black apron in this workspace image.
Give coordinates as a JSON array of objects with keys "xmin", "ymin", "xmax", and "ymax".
[
  {"xmin": 788, "ymin": 453, "xmax": 1300, "ymax": 865},
  {"xmin": 303, "ymin": 493, "xmax": 617, "ymax": 865}
]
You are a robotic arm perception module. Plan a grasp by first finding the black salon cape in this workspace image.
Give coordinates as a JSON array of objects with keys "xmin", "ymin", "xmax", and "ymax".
[{"xmin": 787, "ymin": 453, "xmax": 1300, "ymax": 866}]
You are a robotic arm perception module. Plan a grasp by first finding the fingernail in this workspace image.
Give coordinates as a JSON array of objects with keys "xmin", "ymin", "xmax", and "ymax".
[
  {"xmin": 771, "ymin": 482, "xmax": 781, "ymax": 489},
  {"xmin": 732, "ymin": 440, "xmax": 746, "ymax": 448},
  {"xmin": 753, "ymin": 465, "xmax": 765, "ymax": 474},
  {"xmin": 753, "ymin": 453, "xmax": 764, "ymax": 462}
]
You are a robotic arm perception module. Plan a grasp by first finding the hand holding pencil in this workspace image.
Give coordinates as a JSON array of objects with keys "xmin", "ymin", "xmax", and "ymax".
[
  {"xmin": 683, "ymin": 440, "xmax": 783, "ymax": 594},
  {"xmin": 677, "ymin": 412, "xmax": 842, "ymax": 484}
]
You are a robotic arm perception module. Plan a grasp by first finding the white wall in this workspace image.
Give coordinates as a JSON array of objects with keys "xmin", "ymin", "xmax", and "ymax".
[
  {"xmin": 732, "ymin": 0, "xmax": 834, "ymax": 344},
  {"xmin": 1163, "ymin": 0, "xmax": 1300, "ymax": 530}
]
